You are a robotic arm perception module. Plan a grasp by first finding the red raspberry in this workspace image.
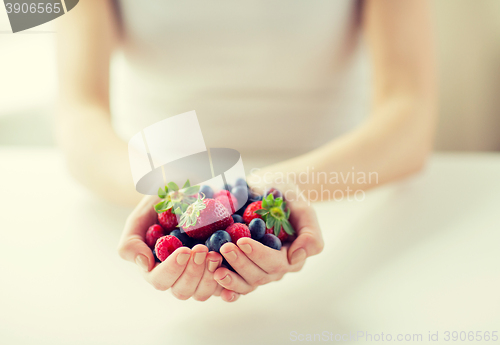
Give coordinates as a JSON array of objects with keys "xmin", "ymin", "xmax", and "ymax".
[
  {"xmin": 215, "ymin": 193, "xmax": 238, "ymax": 214},
  {"xmin": 242, "ymin": 201, "xmax": 263, "ymax": 224},
  {"xmin": 226, "ymin": 223, "xmax": 251, "ymax": 243},
  {"xmin": 158, "ymin": 208, "xmax": 178, "ymax": 232},
  {"xmin": 154, "ymin": 235, "xmax": 183, "ymax": 261},
  {"xmin": 266, "ymin": 226, "xmax": 289, "ymax": 242},
  {"xmin": 145, "ymin": 224, "xmax": 165, "ymax": 248}
]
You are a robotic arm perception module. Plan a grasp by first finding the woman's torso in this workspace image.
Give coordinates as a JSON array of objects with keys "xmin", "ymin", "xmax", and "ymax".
[{"xmin": 111, "ymin": 0, "xmax": 370, "ymax": 160}]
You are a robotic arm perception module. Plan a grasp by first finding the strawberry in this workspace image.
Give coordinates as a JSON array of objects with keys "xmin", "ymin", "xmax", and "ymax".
[
  {"xmin": 265, "ymin": 226, "xmax": 289, "ymax": 242},
  {"xmin": 155, "ymin": 180, "xmax": 200, "ymax": 216},
  {"xmin": 242, "ymin": 200, "xmax": 288, "ymax": 241},
  {"xmin": 253, "ymin": 192, "xmax": 295, "ymax": 241},
  {"xmin": 179, "ymin": 195, "xmax": 234, "ymax": 240},
  {"xmin": 157, "ymin": 208, "xmax": 178, "ymax": 232},
  {"xmin": 226, "ymin": 223, "xmax": 251, "ymax": 243},
  {"xmin": 214, "ymin": 190, "xmax": 231, "ymax": 199},
  {"xmin": 215, "ymin": 192, "xmax": 238, "ymax": 214},
  {"xmin": 242, "ymin": 201, "xmax": 263, "ymax": 224},
  {"xmin": 145, "ymin": 224, "xmax": 165, "ymax": 248},
  {"xmin": 155, "ymin": 235, "xmax": 183, "ymax": 261}
]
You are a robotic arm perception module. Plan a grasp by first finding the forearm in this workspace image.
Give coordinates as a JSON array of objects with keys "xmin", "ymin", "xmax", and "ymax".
[
  {"xmin": 250, "ymin": 93, "xmax": 436, "ymax": 199},
  {"xmin": 56, "ymin": 103, "xmax": 142, "ymax": 207}
]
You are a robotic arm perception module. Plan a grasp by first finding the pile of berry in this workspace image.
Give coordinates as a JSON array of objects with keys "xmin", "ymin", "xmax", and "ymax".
[{"xmin": 145, "ymin": 178, "xmax": 295, "ymax": 267}]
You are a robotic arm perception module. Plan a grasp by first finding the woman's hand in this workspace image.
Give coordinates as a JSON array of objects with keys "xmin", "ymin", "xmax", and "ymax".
[
  {"xmin": 117, "ymin": 195, "xmax": 239, "ymax": 302},
  {"xmin": 214, "ymin": 198, "xmax": 324, "ymax": 298}
]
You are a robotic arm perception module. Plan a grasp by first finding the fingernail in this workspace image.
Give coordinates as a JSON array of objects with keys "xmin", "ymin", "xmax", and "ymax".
[
  {"xmin": 208, "ymin": 260, "xmax": 219, "ymax": 273},
  {"xmin": 176, "ymin": 253, "xmax": 190, "ymax": 265},
  {"xmin": 239, "ymin": 243, "xmax": 252, "ymax": 254},
  {"xmin": 135, "ymin": 254, "xmax": 149, "ymax": 272},
  {"xmin": 223, "ymin": 250, "xmax": 237, "ymax": 261},
  {"xmin": 218, "ymin": 274, "xmax": 231, "ymax": 285},
  {"xmin": 194, "ymin": 252, "xmax": 207, "ymax": 265},
  {"xmin": 290, "ymin": 248, "xmax": 307, "ymax": 265},
  {"xmin": 229, "ymin": 294, "xmax": 236, "ymax": 302}
]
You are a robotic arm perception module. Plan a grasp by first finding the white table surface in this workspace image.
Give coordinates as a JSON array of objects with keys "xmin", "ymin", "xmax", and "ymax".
[{"xmin": 1, "ymin": 149, "xmax": 499, "ymax": 345}]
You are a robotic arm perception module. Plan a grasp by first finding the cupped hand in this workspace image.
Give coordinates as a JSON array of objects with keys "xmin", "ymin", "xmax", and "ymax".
[
  {"xmin": 214, "ymin": 198, "xmax": 324, "ymax": 297},
  {"xmin": 117, "ymin": 195, "xmax": 239, "ymax": 302}
]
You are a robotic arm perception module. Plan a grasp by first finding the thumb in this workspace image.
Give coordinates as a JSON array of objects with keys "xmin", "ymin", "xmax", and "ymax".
[
  {"xmin": 118, "ymin": 235, "xmax": 155, "ymax": 272},
  {"xmin": 286, "ymin": 201, "xmax": 324, "ymax": 265},
  {"xmin": 118, "ymin": 195, "xmax": 161, "ymax": 272}
]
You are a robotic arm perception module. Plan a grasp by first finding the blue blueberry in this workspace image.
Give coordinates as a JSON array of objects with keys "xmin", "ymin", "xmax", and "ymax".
[
  {"xmin": 222, "ymin": 184, "xmax": 233, "ymax": 192},
  {"xmin": 247, "ymin": 191, "xmax": 262, "ymax": 202},
  {"xmin": 235, "ymin": 192, "xmax": 262, "ymax": 216},
  {"xmin": 231, "ymin": 186, "xmax": 248, "ymax": 210},
  {"xmin": 264, "ymin": 188, "xmax": 283, "ymax": 199},
  {"xmin": 199, "ymin": 185, "xmax": 214, "ymax": 199},
  {"xmin": 260, "ymin": 234, "xmax": 282, "ymax": 250},
  {"xmin": 235, "ymin": 178, "xmax": 248, "ymax": 188},
  {"xmin": 170, "ymin": 228, "xmax": 193, "ymax": 247},
  {"xmin": 232, "ymin": 214, "xmax": 244, "ymax": 223},
  {"xmin": 188, "ymin": 238, "xmax": 205, "ymax": 249},
  {"xmin": 248, "ymin": 218, "xmax": 266, "ymax": 240},
  {"xmin": 222, "ymin": 258, "xmax": 236, "ymax": 272},
  {"xmin": 205, "ymin": 230, "xmax": 232, "ymax": 253}
]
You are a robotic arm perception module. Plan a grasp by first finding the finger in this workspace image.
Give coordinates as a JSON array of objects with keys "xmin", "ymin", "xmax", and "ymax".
[
  {"xmin": 220, "ymin": 242, "xmax": 270, "ymax": 286},
  {"xmin": 122, "ymin": 195, "xmax": 160, "ymax": 239},
  {"xmin": 213, "ymin": 283, "xmax": 224, "ymax": 297},
  {"xmin": 118, "ymin": 236, "xmax": 156, "ymax": 272},
  {"xmin": 213, "ymin": 267, "xmax": 256, "ymax": 295},
  {"xmin": 192, "ymin": 251, "xmax": 222, "ymax": 301},
  {"xmin": 236, "ymin": 237, "xmax": 289, "ymax": 275},
  {"xmin": 282, "ymin": 243, "xmax": 306, "ymax": 272},
  {"xmin": 141, "ymin": 247, "xmax": 191, "ymax": 291},
  {"xmin": 171, "ymin": 245, "xmax": 208, "ymax": 300},
  {"xmin": 220, "ymin": 289, "xmax": 241, "ymax": 302},
  {"xmin": 117, "ymin": 195, "xmax": 161, "ymax": 271},
  {"xmin": 286, "ymin": 200, "xmax": 324, "ymax": 265}
]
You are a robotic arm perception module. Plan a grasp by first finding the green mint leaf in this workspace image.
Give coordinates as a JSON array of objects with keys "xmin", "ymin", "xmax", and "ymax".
[
  {"xmin": 154, "ymin": 201, "xmax": 167, "ymax": 213},
  {"xmin": 274, "ymin": 220, "xmax": 281, "ymax": 236},
  {"xmin": 182, "ymin": 179, "xmax": 191, "ymax": 188},
  {"xmin": 190, "ymin": 213, "xmax": 198, "ymax": 226},
  {"xmin": 167, "ymin": 182, "xmax": 179, "ymax": 192},
  {"xmin": 266, "ymin": 193, "xmax": 274, "ymax": 203},
  {"xmin": 185, "ymin": 196, "xmax": 197, "ymax": 204},
  {"xmin": 262, "ymin": 197, "xmax": 268, "ymax": 209},
  {"xmin": 282, "ymin": 220, "xmax": 295, "ymax": 235},
  {"xmin": 254, "ymin": 209, "xmax": 269, "ymax": 216},
  {"xmin": 183, "ymin": 186, "xmax": 200, "ymax": 195},
  {"xmin": 158, "ymin": 187, "xmax": 167, "ymax": 199},
  {"xmin": 275, "ymin": 198, "xmax": 283, "ymax": 208},
  {"xmin": 267, "ymin": 194, "xmax": 276, "ymax": 207},
  {"xmin": 266, "ymin": 216, "xmax": 275, "ymax": 230}
]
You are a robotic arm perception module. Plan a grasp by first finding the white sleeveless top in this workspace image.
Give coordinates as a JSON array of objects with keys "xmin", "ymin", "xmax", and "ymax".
[{"xmin": 110, "ymin": 0, "xmax": 370, "ymax": 161}]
